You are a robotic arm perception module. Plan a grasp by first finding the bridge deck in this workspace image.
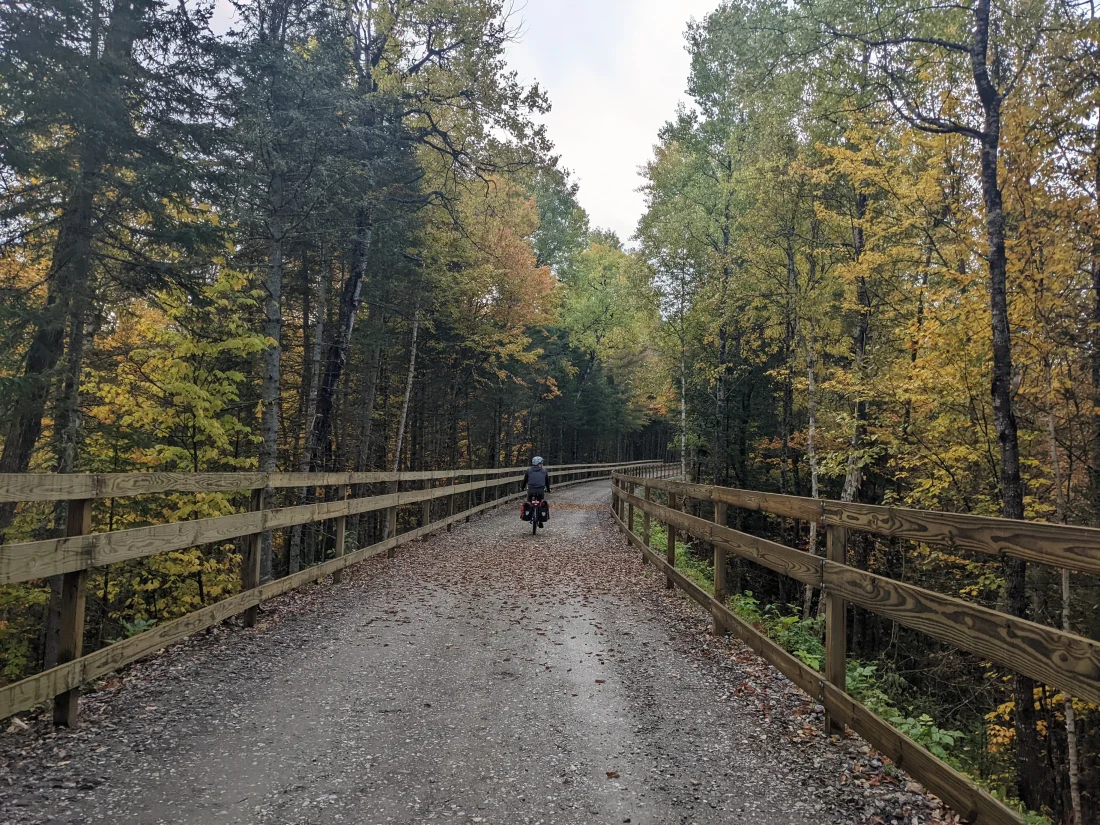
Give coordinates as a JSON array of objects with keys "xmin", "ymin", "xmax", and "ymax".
[{"xmin": 1, "ymin": 482, "xmax": 941, "ymax": 825}]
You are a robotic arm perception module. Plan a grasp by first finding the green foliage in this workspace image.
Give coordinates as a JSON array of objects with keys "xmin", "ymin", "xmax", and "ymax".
[
  {"xmin": 846, "ymin": 663, "xmax": 964, "ymax": 763},
  {"xmin": 648, "ymin": 524, "xmax": 713, "ymax": 593},
  {"xmin": 0, "ymin": 582, "xmax": 50, "ymax": 682},
  {"xmin": 729, "ymin": 594, "xmax": 965, "ymax": 763},
  {"xmin": 729, "ymin": 592, "xmax": 825, "ymax": 670},
  {"xmin": 107, "ymin": 617, "xmax": 158, "ymax": 644}
]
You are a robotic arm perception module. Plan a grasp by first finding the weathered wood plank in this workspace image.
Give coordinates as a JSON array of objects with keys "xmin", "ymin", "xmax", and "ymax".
[
  {"xmin": 332, "ymin": 485, "xmax": 348, "ymax": 585},
  {"xmin": 242, "ymin": 488, "xmax": 264, "ymax": 628},
  {"xmin": 0, "ymin": 511, "xmax": 266, "ymax": 584},
  {"xmin": 666, "ymin": 491, "xmax": 677, "ymax": 589},
  {"xmin": 620, "ymin": 488, "xmax": 821, "ymax": 586},
  {"xmin": 824, "ymin": 501, "xmax": 1100, "ymax": 575},
  {"xmin": 0, "ymin": 472, "xmax": 268, "ymax": 501},
  {"xmin": 624, "ymin": 474, "xmax": 1100, "ymax": 574},
  {"xmin": 611, "ymin": 510, "xmax": 1020, "ymax": 825},
  {"xmin": 823, "ymin": 561, "xmax": 1100, "ymax": 707},
  {"xmin": 621, "ymin": 485, "xmax": 1100, "ymax": 706},
  {"xmin": 713, "ymin": 501, "xmax": 727, "ymax": 637},
  {"xmin": 0, "ymin": 474, "xmax": 527, "ymax": 584},
  {"xmin": 0, "ymin": 474, "xmax": 98, "ymax": 502},
  {"xmin": 620, "ymin": 475, "xmax": 823, "ymax": 521},
  {"xmin": 713, "ymin": 487, "xmax": 824, "ymax": 522},
  {"xmin": 0, "ymin": 462, "xmax": 655, "ymax": 504},
  {"xmin": 53, "ymin": 499, "xmax": 92, "ymax": 726},
  {"xmin": 0, "ymin": 482, "xmax": 540, "ymax": 721},
  {"xmin": 824, "ymin": 524, "xmax": 847, "ymax": 735}
]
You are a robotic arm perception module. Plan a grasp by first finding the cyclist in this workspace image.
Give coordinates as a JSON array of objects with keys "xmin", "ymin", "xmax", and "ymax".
[
  {"xmin": 521, "ymin": 456, "xmax": 551, "ymax": 530},
  {"xmin": 522, "ymin": 456, "xmax": 551, "ymax": 500}
]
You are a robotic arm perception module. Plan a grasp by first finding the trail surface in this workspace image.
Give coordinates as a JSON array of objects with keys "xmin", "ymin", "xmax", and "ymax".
[{"xmin": 1, "ymin": 481, "xmax": 946, "ymax": 825}]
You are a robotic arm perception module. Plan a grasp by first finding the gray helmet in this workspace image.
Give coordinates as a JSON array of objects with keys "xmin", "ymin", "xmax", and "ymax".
[{"xmin": 532, "ymin": 456, "xmax": 544, "ymax": 466}]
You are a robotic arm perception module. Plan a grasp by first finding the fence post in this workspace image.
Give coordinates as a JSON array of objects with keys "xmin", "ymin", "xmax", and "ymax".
[
  {"xmin": 666, "ymin": 491, "xmax": 677, "ymax": 589},
  {"xmin": 420, "ymin": 478, "xmax": 431, "ymax": 532},
  {"xmin": 825, "ymin": 523, "xmax": 848, "ymax": 734},
  {"xmin": 333, "ymin": 484, "xmax": 348, "ymax": 584},
  {"xmin": 385, "ymin": 477, "xmax": 399, "ymax": 557},
  {"xmin": 466, "ymin": 475, "xmax": 474, "ymax": 522},
  {"xmin": 447, "ymin": 474, "xmax": 456, "ymax": 532},
  {"xmin": 627, "ymin": 480, "xmax": 635, "ymax": 533},
  {"xmin": 243, "ymin": 487, "xmax": 265, "ymax": 628},
  {"xmin": 53, "ymin": 497, "xmax": 93, "ymax": 727},
  {"xmin": 713, "ymin": 500, "xmax": 727, "ymax": 636},
  {"xmin": 642, "ymin": 484, "xmax": 652, "ymax": 564}
]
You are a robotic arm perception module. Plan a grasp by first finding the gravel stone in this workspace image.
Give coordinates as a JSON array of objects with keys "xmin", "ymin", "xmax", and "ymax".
[{"xmin": 0, "ymin": 482, "xmax": 959, "ymax": 824}]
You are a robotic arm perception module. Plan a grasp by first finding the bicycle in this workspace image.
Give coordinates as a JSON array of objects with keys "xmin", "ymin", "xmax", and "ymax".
[{"xmin": 521, "ymin": 492, "xmax": 549, "ymax": 534}]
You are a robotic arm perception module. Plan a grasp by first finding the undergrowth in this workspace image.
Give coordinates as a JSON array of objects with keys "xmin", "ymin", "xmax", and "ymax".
[
  {"xmin": 654, "ymin": 534, "xmax": 970, "ymax": 767},
  {"xmin": 643, "ymin": 533, "xmax": 1048, "ymax": 823}
]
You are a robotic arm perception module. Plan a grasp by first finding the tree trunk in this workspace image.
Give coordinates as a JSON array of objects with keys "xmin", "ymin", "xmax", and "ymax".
[
  {"xmin": 1062, "ymin": 567, "xmax": 1083, "ymax": 824},
  {"xmin": 841, "ymin": 194, "xmax": 869, "ymax": 505},
  {"xmin": 392, "ymin": 306, "xmax": 421, "ymax": 474},
  {"xmin": 1045, "ymin": 362, "xmax": 1082, "ymax": 825},
  {"xmin": 1089, "ymin": 118, "xmax": 1100, "ymax": 525},
  {"xmin": 289, "ymin": 251, "xmax": 326, "ymax": 573},
  {"xmin": 349, "ymin": 311, "xmax": 385, "ymax": 548},
  {"xmin": 781, "ymin": 239, "xmax": 798, "ymax": 497},
  {"xmin": 0, "ymin": 173, "xmax": 95, "ymax": 537},
  {"xmin": 258, "ymin": 171, "xmax": 285, "ymax": 581},
  {"xmin": 803, "ymin": 323, "xmax": 819, "ymax": 619},
  {"xmin": 969, "ymin": 0, "xmax": 1041, "ymax": 806},
  {"xmin": 309, "ymin": 207, "xmax": 372, "ymax": 471},
  {"xmin": 680, "ymin": 340, "xmax": 688, "ymax": 479},
  {"xmin": 0, "ymin": 0, "xmax": 139, "ymax": 537}
]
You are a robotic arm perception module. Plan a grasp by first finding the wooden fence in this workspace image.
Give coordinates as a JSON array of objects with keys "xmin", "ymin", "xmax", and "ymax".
[
  {"xmin": 0, "ymin": 460, "xmax": 665, "ymax": 726},
  {"xmin": 611, "ymin": 471, "xmax": 1100, "ymax": 825}
]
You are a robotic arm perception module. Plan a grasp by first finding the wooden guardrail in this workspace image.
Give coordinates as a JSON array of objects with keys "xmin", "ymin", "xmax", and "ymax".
[
  {"xmin": 0, "ymin": 460, "xmax": 664, "ymax": 726},
  {"xmin": 610, "ymin": 471, "xmax": 1100, "ymax": 825}
]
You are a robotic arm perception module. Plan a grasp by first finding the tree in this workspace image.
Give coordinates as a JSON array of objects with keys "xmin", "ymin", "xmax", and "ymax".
[{"xmin": 0, "ymin": 0, "xmax": 221, "ymax": 531}]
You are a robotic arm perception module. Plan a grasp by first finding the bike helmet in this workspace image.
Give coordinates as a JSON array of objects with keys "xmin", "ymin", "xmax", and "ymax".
[{"xmin": 532, "ymin": 456, "xmax": 544, "ymax": 465}]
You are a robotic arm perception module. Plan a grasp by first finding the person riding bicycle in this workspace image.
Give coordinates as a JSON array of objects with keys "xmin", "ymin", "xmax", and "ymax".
[
  {"xmin": 522, "ymin": 456, "xmax": 551, "ymax": 499},
  {"xmin": 521, "ymin": 456, "xmax": 551, "ymax": 530}
]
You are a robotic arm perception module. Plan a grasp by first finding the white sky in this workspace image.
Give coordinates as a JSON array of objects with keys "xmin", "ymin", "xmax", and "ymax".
[{"xmin": 506, "ymin": 0, "xmax": 719, "ymax": 242}]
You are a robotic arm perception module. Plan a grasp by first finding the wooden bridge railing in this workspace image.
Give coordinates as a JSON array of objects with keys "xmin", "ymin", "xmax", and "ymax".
[
  {"xmin": 611, "ymin": 471, "xmax": 1100, "ymax": 825},
  {"xmin": 0, "ymin": 459, "xmax": 665, "ymax": 726}
]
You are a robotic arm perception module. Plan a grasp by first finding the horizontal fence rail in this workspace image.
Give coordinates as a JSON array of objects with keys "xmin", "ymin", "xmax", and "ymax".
[
  {"xmin": 609, "ymin": 471, "xmax": 1100, "ymax": 825},
  {"xmin": 0, "ymin": 460, "xmax": 667, "ymax": 726},
  {"xmin": 636, "ymin": 476, "xmax": 1100, "ymax": 576},
  {"xmin": 0, "ymin": 461, "xmax": 657, "ymax": 503}
]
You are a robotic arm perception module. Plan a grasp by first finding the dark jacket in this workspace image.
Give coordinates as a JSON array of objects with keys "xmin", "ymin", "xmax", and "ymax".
[{"xmin": 522, "ymin": 466, "xmax": 550, "ymax": 492}]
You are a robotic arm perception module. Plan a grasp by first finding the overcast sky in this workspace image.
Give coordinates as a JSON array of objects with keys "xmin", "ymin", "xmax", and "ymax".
[{"xmin": 506, "ymin": 0, "xmax": 719, "ymax": 242}]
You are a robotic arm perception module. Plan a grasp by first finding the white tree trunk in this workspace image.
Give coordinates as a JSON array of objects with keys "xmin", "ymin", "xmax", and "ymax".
[
  {"xmin": 392, "ymin": 307, "xmax": 421, "ymax": 473},
  {"xmin": 804, "ymin": 324, "xmax": 819, "ymax": 618},
  {"xmin": 1046, "ymin": 361, "xmax": 1082, "ymax": 824},
  {"xmin": 680, "ymin": 344, "xmax": 687, "ymax": 479}
]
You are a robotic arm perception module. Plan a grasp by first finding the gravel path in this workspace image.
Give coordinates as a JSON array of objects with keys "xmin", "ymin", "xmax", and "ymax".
[{"xmin": 1, "ymin": 481, "xmax": 953, "ymax": 825}]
